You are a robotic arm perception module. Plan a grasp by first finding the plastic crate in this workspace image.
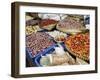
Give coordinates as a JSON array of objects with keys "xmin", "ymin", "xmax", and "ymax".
[
  {"xmin": 26, "ymin": 44, "xmax": 57, "ymax": 66},
  {"xmin": 34, "ymin": 42, "xmax": 66, "ymax": 66},
  {"xmin": 34, "ymin": 47, "xmax": 55, "ymax": 66}
]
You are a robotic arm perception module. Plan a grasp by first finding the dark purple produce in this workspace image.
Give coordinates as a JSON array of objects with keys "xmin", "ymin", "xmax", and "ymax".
[{"xmin": 26, "ymin": 32, "xmax": 55, "ymax": 57}]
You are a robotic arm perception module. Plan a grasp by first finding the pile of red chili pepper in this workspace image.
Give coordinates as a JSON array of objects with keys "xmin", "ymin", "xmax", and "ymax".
[
  {"xmin": 65, "ymin": 33, "xmax": 89, "ymax": 60},
  {"xmin": 40, "ymin": 19, "xmax": 57, "ymax": 27}
]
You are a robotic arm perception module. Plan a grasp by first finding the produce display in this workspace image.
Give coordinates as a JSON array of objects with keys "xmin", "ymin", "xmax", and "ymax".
[
  {"xmin": 26, "ymin": 19, "xmax": 40, "ymax": 26},
  {"xmin": 67, "ymin": 15, "xmax": 84, "ymax": 22},
  {"xmin": 26, "ymin": 25, "xmax": 42, "ymax": 35},
  {"xmin": 25, "ymin": 13, "xmax": 90, "ymax": 67},
  {"xmin": 57, "ymin": 18, "xmax": 85, "ymax": 33},
  {"xmin": 39, "ymin": 19, "xmax": 57, "ymax": 30},
  {"xmin": 65, "ymin": 33, "xmax": 89, "ymax": 61},
  {"xmin": 26, "ymin": 32, "xmax": 55, "ymax": 57}
]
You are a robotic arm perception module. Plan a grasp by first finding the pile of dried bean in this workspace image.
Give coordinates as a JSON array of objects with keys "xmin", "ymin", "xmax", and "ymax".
[{"xmin": 26, "ymin": 32, "xmax": 55, "ymax": 56}]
